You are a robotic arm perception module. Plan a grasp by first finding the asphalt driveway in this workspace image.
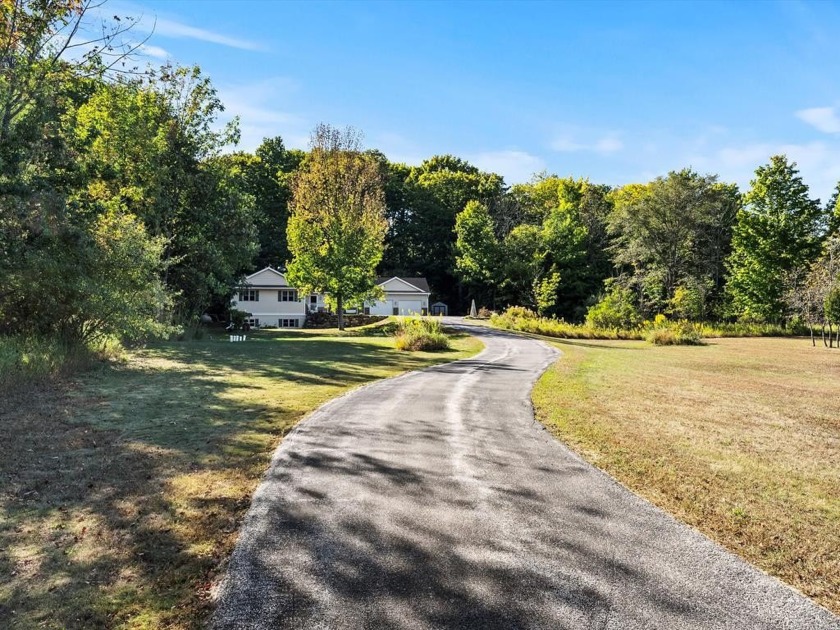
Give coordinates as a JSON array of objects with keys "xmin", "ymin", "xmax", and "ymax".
[{"xmin": 212, "ymin": 321, "xmax": 839, "ymax": 629}]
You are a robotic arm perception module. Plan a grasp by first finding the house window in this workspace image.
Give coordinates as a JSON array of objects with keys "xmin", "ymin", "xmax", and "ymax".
[
  {"xmin": 238, "ymin": 289, "xmax": 259, "ymax": 302},
  {"xmin": 245, "ymin": 318, "xmax": 259, "ymax": 327},
  {"xmin": 278, "ymin": 289, "xmax": 299, "ymax": 302},
  {"xmin": 310, "ymin": 294, "xmax": 318, "ymax": 304},
  {"xmin": 280, "ymin": 318, "xmax": 299, "ymax": 328}
]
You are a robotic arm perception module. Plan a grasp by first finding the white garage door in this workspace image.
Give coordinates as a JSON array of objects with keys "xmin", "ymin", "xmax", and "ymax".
[{"xmin": 399, "ymin": 301, "xmax": 423, "ymax": 315}]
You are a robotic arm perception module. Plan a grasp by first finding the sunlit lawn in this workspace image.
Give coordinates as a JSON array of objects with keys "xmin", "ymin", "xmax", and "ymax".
[
  {"xmin": 0, "ymin": 326, "xmax": 483, "ymax": 629},
  {"xmin": 533, "ymin": 336, "xmax": 840, "ymax": 615}
]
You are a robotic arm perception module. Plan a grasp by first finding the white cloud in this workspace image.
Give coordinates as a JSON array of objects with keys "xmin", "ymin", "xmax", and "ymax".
[
  {"xmin": 550, "ymin": 133, "xmax": 623, "ymax": 155},
  {"xmin": 687, "ymin": 140, "xmax": 840, "ymax": 202},
  {"xmin": 594, "ymin": 136, "xmax": 624, "ymax": 154},
  {"xmin": 151, "ymin": 17, "xmax": 263, "ymax": 51},
  {"xmin": 796, "ymin": 106, "xmax": 840, "ymax": 134},
  {"xmin": 469, "ymin": 150, "xmax": 547, "ymax": 184},
  {"xmin": 93, "ymin": 2, "xmax": 265, "ymax": 51},
  {"xmin": 137, "ymin": 44, "xmax": 170, "ymax": 59},
  {"xmin": 114, "ymin": 6, "xmax": 264, "ymax": 52}
]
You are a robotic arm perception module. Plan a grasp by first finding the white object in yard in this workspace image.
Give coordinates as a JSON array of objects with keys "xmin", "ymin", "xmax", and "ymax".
[
  {"xmin": 470, "ymin": 299, "xmax": 477, "ymax": 318},
  {"xmin": 229, "ymin": 335, "xmax": 247, "ymax": 342}
]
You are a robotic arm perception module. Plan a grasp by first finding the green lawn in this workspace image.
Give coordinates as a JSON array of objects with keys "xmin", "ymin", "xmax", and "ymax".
[
  {"xmin": 533, "ymin": 336, "xmax": 840, "ymax": 615},
  {"xmin": 0, "ymin": 327, "xmax": 483, "ymax": 629}
]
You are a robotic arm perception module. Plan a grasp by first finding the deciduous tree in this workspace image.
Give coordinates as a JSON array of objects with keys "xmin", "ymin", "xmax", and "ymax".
[
  {"xmin": 286, "ymin": 124, "xmax": 387, "ymax": 330},
  {"xmin": 608, "ymin": 169, "xmax": 738, "ymax": 318},
  {"xmin": 454, "ymin": 200, "xmax": 500, "ymax": 304}
]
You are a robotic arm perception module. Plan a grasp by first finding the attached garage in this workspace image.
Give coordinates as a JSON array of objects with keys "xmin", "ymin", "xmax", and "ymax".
[
  {"xmin": 368, "ymin": 277, "xmax": 431, "ymax": 316},
  {"xmin": 395, "ymin": 300, "xmax": 423, "ymax": 315}
]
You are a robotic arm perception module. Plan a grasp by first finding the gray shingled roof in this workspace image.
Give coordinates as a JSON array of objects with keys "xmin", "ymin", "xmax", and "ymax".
[{"xmin": 376, "ymin": 276, "xmax": 430, "ymax": 293}]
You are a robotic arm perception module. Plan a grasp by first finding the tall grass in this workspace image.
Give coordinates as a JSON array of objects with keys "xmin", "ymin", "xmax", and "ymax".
[
  {"xmin": 490, "ymin": 308, "xmax": 646, "ymax": 340},
  {"xmin": 0, "ymin": 335, "xmax": 120, "ymax": 391},
  {"xmin": 393, "ymin": 318, "xmax": 451, "ymax": 351},
  {"xmin": 490, "ymin": 307, "xmax": 805, "ymax": 344}
]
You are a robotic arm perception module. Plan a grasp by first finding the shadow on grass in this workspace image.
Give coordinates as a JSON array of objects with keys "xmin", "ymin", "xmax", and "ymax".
[{"xmin": 0, "ymin": 330, "xmax": 471, "ymax": 629}]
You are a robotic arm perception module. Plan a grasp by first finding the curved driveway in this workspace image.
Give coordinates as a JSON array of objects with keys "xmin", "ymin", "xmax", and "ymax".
[{"xmin": 213, "ymin": 321, "xmax": 839, "ymax": 629}]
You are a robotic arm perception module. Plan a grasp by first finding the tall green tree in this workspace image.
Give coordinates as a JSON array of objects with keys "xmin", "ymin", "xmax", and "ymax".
[
  {"xmin": 223, "ymin": 137, "xmax": 305, "ymax": 268},
  {"xmin": 824, "ymin": 182, "xmax": 840, "ymax": 236},
  {"xmin": 608, "ymin": 169, "xmax": 739, "ymax": 318},
  {"xmin": 503, "ymin": 176, "xmax": 612, "ymax": 319},
  {"xmin": 0, "ymin": 1, "xmax": 173, "ymax": 343},
  {"xmin": 496, "ymin": 205, "xmax": 587, "ymax": 317},
  {"xmin": 381, "ymin": 155, "xmax": 504, "ymax": 309},
  {"xmin": 286, "ymin": 124, "xmax": 388, "ymax": 330},
  {"xmin": 379, "ymin": 160, "xmax": 417, "ymax": 275},
  {"xmin": 726, "ymin": 156, "xmax": 823, "ymax": 322},
  {"xmin": 71, "ymin": 66, "xmax": 257, "ymax": 320},
  {"xmin": 454, "ymin": 200, "xmax": 501, "ymax": 306}
]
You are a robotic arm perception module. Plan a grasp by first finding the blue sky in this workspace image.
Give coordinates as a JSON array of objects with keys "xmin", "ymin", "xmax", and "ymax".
[{"xmin": 112, "ymin": 0, "xmax": 840, "ymax": 201}]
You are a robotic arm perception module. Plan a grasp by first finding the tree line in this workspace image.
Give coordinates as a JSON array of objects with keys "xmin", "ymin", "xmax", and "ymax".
[{"xmin": 3, "ymin": 1, "xmax": 840, "ymax": 348}]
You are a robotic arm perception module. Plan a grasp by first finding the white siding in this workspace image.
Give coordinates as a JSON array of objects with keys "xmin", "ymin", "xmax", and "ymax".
[
  {"xmin": 231, "ymin": 268, "xmax": 306, "ymax": 327},
  {"xmin": 246, "ymin": 268, "xmax": 289, "ymax": 286},
  {"xmin": 368, "ymin": 292, "xmax": 429, "ymax": 316},
  {"xmin": 379, "ymin": 277, "xmax": 426, "ymax": 293}
]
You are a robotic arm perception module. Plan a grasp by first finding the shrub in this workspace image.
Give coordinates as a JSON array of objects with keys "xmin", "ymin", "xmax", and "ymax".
[
  {"xmin": 476, "ymin": 307, "xmax": 495, "ymax": 319},
  {"xmin": 504, "ymin": 306, "xmax": 538, "ymax": 320},
  {"xmin": 229, "ymin": 309, "xmax": 249, "ymax": 328},
  {"xmin": 647, "ymin": 321, "xmax": 704, "ymax": 345},
  {"xmin": 491, "ymin": 306, "xmax": 645, "ymax": 340},
  {"xmin": 393, "ymin": 318, "xmax": 450, "ymax": 351},
  {"xmin": 491, "ymin": 305, "xmax": 804, "ymax": 342},
  {"xmin": 668, "ymin": 282, "xmax": 707, "ymax": 320},
  {"xmin": 585, "ymin": 284, "xmax": 641, "ymax": 329}
]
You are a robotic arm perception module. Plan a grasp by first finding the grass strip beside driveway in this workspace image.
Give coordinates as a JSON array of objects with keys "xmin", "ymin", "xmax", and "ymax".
[
  {"xmin": 533, "ymin": 336, "xmax": 840, "ymax": 616},
  {"xmin": 0, "ymin": 328, "xmax": 483, "ymax": 629}
]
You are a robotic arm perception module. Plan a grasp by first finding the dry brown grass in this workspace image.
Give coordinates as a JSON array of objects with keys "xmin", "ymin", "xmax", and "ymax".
[
  {"xmin": 533, "ymin": 336, "xmax": 840, "ymax": 615},
  {"xmin": 0, "ymin": 329, "xmax": 483, "ymax": 629}
]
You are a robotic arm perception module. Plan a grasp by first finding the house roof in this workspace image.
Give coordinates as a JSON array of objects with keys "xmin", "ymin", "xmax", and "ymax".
[
  {"xmin": 376, "ymin": 276, "xmax": 430, "ymax": 293},
  {"xmin": 238, "ymin": 267, "xmax": 292, "ymax": 288},
  {"xmin": 244, "ymin": 266, "xmax": 285, "ymax": 280}
]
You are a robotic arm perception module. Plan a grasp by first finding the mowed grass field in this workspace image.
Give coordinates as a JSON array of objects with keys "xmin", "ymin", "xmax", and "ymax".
[
  {"xmin": 0, "ymin": 327, "xmax": 483, "ymax": 629},
  {"xmin": 533, "ymin": 336, "xmax": 840, "ymax": 615}
]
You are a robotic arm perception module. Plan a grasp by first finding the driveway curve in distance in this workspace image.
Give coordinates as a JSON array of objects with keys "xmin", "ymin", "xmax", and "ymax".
[{"xmin": 213, "ymin": 320, "xmax": 839, "ymax": 630}]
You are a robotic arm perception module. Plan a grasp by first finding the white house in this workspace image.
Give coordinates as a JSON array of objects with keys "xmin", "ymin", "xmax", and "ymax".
[
  {"xmin": 368, "ymin": 277, "xmax": 431, "ymax": 316},
  {"xmin": 231, "ymin": 268, "xmax": 431, "ymax": 327},
  {"xmin": 230, "ymin": 267, "xmax": 312, "ymax": 328}
]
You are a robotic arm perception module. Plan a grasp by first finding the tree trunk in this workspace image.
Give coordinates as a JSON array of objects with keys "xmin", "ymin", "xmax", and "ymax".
[
  {"xmin": 337, "ymin": 294, "xmax": 344, "ymax": 331},
  {"xmin": 810, "ymin": 324, "xmax": 815, "ymax": 347}
]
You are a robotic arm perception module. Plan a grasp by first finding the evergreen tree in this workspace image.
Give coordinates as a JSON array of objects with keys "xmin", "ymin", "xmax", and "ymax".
[{"xmin": 726, "ymin": 156, "xmax": 824, "ymax": 322}]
